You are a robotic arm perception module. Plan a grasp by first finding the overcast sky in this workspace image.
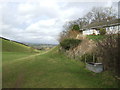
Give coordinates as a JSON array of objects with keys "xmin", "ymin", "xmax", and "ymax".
[{"xmin": 0, "ymin": 0, "xmax": 119, "ymax": 44}]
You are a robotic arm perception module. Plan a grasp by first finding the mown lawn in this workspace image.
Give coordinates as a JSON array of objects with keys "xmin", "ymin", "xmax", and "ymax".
[
  {"xmin": 86, "ymin": 35, "xmax": 106, "ymax": 41},
  {"xmin": 2, "ymin": 52, "xmax": 36, "ymax": 65},
  {"xmin": 2, "ymin": 47, "xmax": 117, "ymax": 88}
]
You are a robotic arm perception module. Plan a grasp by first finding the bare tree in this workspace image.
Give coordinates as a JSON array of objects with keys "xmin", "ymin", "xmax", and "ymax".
[
  {"xmin": 84, "ymin": 7, "xmax": 117, "ymax": 23},
  {"xmin": 76, "ymin": 18, "xmax": 89, "ymax": 29}
]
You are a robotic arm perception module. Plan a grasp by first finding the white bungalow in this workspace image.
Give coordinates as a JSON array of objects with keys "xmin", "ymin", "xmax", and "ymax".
[
  {"xmin": 83, "ymin": 29, "xmax": 99, "ymax": 35},
  {"xmin": 81, "ymin": 19, "xmax": 120, "ymax": 35}
]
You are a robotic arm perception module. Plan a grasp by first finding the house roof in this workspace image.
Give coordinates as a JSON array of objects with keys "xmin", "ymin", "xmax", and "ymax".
[{"xmin": 82, "ymin": 19, "xmax": 120, "ymax": 30}]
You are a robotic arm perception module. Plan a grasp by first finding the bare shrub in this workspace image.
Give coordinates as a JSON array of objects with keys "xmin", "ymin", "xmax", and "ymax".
[
  {"xmin": 96, "ymin": 33, "xmax": 119, "ymax": 76},
  {"xmin": 58, "ymin": 30, "xmax": 80, "ymax": 42}
]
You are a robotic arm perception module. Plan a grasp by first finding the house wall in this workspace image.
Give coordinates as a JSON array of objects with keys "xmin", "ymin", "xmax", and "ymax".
[
  {"xmin": 106, "ymin": 25, "xmax": 120, "ymax": 34},
  {"xmin": 82, "ymin": 29, "xmax": 99, "ymax": 35}
]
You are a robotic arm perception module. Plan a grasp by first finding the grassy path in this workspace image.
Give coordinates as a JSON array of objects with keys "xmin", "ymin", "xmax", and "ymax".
[
  {"xmin": 5, "ymin": 47, "xmax": 55, "ymax": 65},
  {"xmin": 3, "ymin": 47, "xmax": 55, "ymax": 66},
  {"xmin": 2, "ymin": 47, "xmax": 117, "ymax": 88}
]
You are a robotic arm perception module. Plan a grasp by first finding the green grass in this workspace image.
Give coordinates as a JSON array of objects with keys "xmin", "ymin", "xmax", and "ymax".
[
  {"xmin": 2, "ymin": 52, "xmax": 35, "ymax": 65},
  {"xmin": 2, "ymin": 47, "xmax": 117, "ymax": 88},
  {"xmin": 86, "ymin": 35, "xmax": 106, "ymax": 41},
  {"xmin": 1, "ymin": 38, "xmax": 39, "ymax": 53}
]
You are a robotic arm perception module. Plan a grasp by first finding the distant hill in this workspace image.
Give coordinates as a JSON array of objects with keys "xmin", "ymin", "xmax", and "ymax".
[
  {"xmin": 26, "ymin": 43, "xmax": 58, "ymax": 50},
  {"xmin": 1, "ymin": 37, "xmax": 38, "ymax": 52}
]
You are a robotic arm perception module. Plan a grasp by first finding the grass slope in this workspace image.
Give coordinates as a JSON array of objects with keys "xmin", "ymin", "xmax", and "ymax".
[
  {"xmin": 1, "ymin": 38, "xmax": 38, "ymax": 53},
  {"xmin": 2, "ymin": 47, "xmax": 117, "ymax": 88}
]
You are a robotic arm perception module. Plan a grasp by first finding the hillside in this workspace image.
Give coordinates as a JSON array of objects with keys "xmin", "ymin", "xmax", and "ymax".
[
  {"xmin": 2, "ymin": 46, "xmax": 117, "ymax": 88},
  {"xmin": 1, "ymin": 38, "xmax": 38, "ymax": 53}
]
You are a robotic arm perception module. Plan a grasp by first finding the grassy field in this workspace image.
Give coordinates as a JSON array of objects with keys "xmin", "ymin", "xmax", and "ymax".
[{"xmin": 2, "ymin": 47, "xmax": 117, "ymax": 88}]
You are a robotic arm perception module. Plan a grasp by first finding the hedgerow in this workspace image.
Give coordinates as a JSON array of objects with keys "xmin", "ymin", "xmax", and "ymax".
[{"xmin": 60, "ymin": 38, "xmax": 82, "ymax": 50}]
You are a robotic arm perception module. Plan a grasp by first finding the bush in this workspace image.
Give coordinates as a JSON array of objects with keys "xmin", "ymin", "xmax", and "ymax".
[
  {"xmin": 72, "ymin": 24, "xmax": 80, "ymax": 31},
  {"xmin": 99, "ymin": 28, "xmax": 106, "ymax": 35},
  {"xmin": 60, "ymin": 39, "xmax": 82, "ymax": 50}
]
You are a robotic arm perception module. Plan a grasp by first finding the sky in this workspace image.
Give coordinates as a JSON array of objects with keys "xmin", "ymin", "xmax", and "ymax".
[{"xmin": 0, "ymin": 0, "xmax": 119, "ymax": 44}]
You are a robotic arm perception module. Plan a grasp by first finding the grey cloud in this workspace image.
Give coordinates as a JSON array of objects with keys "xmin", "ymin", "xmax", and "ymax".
[{"xmin": 1, "ymin": 1, "xmax": 117, "ymax": 44}]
